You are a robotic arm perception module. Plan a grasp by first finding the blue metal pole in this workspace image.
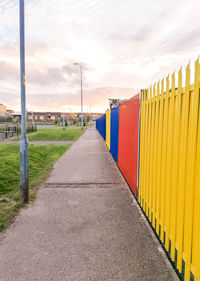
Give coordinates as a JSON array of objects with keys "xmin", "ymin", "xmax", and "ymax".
[
  {"xmin": 63, "ymin": 112, "xmax": 65, "ymax": 130},
  {"xmin": 19, "ymin": 0, "xmax": 29, "ymax": 203},
  {"xmin": 73, "ymin": 63, "xmax": 83, "ymax": 130},
  {"xmin": 80, "ymin": 65, "xmax": 83, "ymax": 130}
]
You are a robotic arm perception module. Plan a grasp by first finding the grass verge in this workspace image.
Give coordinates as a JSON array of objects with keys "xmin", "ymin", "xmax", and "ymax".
[
  {"xmin": 0, "ymin": 143, "xmax": 70, "ymax": 232},
  {"xmin": 13, "ymin": 127, "xmax": 85, "ymax": 141}
]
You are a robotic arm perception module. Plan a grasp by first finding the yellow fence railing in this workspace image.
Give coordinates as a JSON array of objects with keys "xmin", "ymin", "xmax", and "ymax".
[{"xmin": 139, "ymin": 59, "xmax": 200, "ymax": 281}]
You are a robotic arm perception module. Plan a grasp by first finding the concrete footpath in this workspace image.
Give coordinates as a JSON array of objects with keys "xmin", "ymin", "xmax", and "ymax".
[{"xmin": 0, "ymin": 127, "xmax": 178, "ymax": 281}]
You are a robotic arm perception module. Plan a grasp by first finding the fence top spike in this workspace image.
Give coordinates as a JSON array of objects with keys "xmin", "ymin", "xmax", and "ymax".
[
  {"xmin": 178, "ymin": 67, "xmax": 182, "ymax": 79},
  {"xmin": 157, "ymin": 81, "xmax": 160, "ymax": 96},
  {"xmin": 195, "ymin": 57, "xmax": 200, "ymax": 69},
  {"xmin": 165, "ymin": 74, "xmax": 169, "ymax": 83},
  {"xmin": 186, "ymin": 63, "xmax": 190, "ymax": 73}
]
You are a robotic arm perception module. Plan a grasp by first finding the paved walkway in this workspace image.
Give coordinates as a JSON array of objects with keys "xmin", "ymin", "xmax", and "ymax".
[{"xmin": 0, "ymin": 127, "xmax": 177, "ymax": 281}]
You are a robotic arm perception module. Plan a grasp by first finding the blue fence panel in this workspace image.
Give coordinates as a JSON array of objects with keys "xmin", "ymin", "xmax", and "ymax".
[
  {"xmin": 110, "ymin": 106, "xmax": 119, "ymax": 163},
  {"xmin": 96, "ymin": 117, "xmax": 100, "ymax": 132},
  {"xmin": 103, "ymin": 114, "xmax": 106, "ymax": 140},
  {"xmin": 96, "ymin": 117, "xmax": 101, "ymax": 136},
  {"xmin": 96, "ymin": 119, "xmax": 99, "ymax": 133},
  {"xmin": 96, "ymin": 114, "xmax": 106, "ymax": 140}
]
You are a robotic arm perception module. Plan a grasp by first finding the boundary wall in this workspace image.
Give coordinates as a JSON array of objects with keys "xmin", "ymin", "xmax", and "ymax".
[
  {"xmin": 95, "ymin": 58, "xmax": 200, "ymax": 281},
  {"xmin": 118, "ymin": 95, "xmax": 140, "ymax": 196},
  {"xmin": 106, "ymin": 109, "xmax": 111, "ymax": 150},
  {"xmin": 96, "ymin": 114, "xmax": 106, "ymax": 140},
  {"xmin": 110, "ymin": 106, "xmax": 119, "ymax": 163}
]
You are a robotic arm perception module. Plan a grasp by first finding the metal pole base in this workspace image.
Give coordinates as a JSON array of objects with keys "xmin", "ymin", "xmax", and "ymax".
[{"xmin": 20, "ymin": 135, "xmax": 29, "ymax": 203}]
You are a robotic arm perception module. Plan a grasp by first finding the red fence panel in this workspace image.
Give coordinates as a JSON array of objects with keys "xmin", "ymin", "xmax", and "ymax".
[{"xmin": 118, "ymin": 95, "xmax": 140, "ymax": 196}]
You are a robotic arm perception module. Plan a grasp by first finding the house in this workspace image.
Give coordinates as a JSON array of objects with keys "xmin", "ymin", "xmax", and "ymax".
[
  {"xmin": 11, "ymin": 112, "xmax": 21, "ymax": 120},
  {"xmin": 27, "ymin": 112, "xmax": 61, "ymax": 122},
  {"xmin": 7, "ymin": 109, "xmax": 14, "ymax": 117},
  {"xmin": 0, "ymin": 103, "xmax": 7, "ymax": 117},
  {"xmin": 26, "ymin": 112, "xmax": 103, "ymax": 123}
]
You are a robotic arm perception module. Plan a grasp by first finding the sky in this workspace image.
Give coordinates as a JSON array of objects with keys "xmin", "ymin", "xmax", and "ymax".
[{"xmin": 0, "ymin": 0, "xmax": 200, "ymax": 113}]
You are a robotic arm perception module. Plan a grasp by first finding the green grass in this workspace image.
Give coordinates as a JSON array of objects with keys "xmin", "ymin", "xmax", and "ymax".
[
  {"xmin": 0, "ymin": 143, "xmax": 70, "ymax": 232},
  {"xmin": 13, "ymin": 127, "xmax": 85, "ymax": 141}
]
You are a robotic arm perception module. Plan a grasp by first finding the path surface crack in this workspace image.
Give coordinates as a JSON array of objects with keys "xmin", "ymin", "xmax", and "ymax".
[{"xmin": 45, "ymin": 182, "xmax": 121, "ymax": 188}]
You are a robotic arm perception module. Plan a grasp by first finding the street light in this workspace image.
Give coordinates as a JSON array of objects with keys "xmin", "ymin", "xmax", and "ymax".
[
  {"xmin": 19, "ymin": 0, "xmax": 29, "ymax": 203},
  {"xmin": 32, "ymin": 111, "xmax": 34, "ymax": 126},
  {"xmin": 62, "ymin": 111, "xmax": 65, "ymax": 130},
  {"xmin": 73, "ymin": 63, "xmax": 83, "ymax": 130}
]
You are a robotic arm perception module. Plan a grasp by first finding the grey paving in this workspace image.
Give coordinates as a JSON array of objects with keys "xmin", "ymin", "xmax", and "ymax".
[{"xmin": 0, "ymin": 127, "xmax": 177, "ymax": 281}]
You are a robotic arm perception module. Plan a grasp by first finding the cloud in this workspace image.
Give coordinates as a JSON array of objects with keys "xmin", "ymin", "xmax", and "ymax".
[
  {"xmin": 0, "ymin": 43, "xmax": 92, "ymax": 91},
  {"xmin": 0, "ymin": 0, "xmax": 200, "ymax": 112},
  {"xmin": 27, "ymin": 65, "xmax": 78, "ymax": 86},
  {"xmin": 0, "ymin": 86, "xmax": 138, "ymax": 113},
  {"xmin": 27, "ymin": 87, "xmax": 138, "ymax": 108},
  {"xmin": 157, "ymin": 27, "xmax": 200, "ymax": 54},
  {"xmin": 0, "ymin": 61, "xmax": 19, "ymax": 80},
  {"xmin": 0, "ymin": 91, "xmax": 19, "ymax": 105}
]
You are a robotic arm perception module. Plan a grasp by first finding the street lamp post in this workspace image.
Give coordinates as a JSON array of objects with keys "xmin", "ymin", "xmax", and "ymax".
[
  {"xmin": 32, "ymin": 111, "xmax": 34, "ymax": 126},
  {"xmin": 62, "ymin": 111, "xmax": 65, "ymax": 130},
  {"xmin": 19, "ymin": 0, "xmax": 29, "ymax": 203},
  {"xmin": 73, "ymin": 63, "xmax": 83, "ymax": 130}
]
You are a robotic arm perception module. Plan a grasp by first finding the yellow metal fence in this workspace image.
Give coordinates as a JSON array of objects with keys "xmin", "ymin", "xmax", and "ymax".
[
  {"xmin": 106, "ymin": 109, "xmax": 111, "ymax": 150},
  {"xmin": 139, "ymin": 59, "xmax": 200, "ymax": 281}
]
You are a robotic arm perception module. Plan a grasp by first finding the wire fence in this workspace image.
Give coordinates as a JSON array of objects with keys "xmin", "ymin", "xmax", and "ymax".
[{"xmin": 0, "ymin": 124, "xmax": 37, "ymax": 140}]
